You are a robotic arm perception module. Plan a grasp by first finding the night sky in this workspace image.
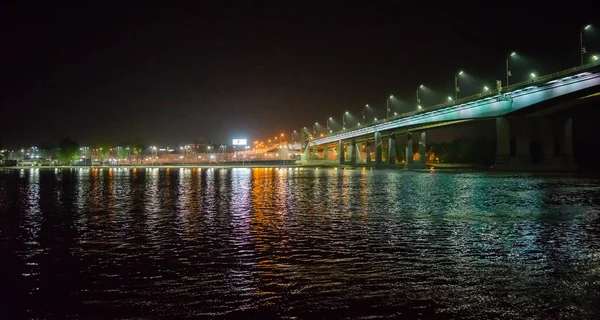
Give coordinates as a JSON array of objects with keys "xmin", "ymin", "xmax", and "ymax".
[{"xmin": 1, "ymin": 3, "xmax": 598, "ymax": 147}]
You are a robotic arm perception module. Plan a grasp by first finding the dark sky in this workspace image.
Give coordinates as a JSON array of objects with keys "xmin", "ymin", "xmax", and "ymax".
[{"xmin": 1, "ymin": 2, "xmax": 598, "ymax": 147}]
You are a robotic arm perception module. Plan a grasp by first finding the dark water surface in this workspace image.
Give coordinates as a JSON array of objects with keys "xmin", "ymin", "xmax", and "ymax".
[{"xmin": 1, "ymin": 167, "xmax": 600, "ymax": 319}]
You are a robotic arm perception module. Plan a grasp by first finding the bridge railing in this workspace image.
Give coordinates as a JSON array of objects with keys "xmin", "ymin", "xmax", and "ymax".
[{"xmin": 319, "ymin": 63, "xmax": 600, "ymax": 139}]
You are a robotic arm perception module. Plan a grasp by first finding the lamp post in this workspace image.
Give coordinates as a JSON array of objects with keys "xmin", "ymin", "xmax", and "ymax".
[
  {"xmin": 506, "ymin": 52, "xmax": 516, "ymax": 86},
  {"xmin": 386, "ymin": 95, "xmax": 393, "ymax": 118},
  {"xmin": 362, "ymin": 104, "xmax": 368, "ymax": 123},
  {"xmin": 313, "ymin": 122, "xmax": 318, "ymax": 135},
  {"xmin": 530, "ymin": 72, "xmax": 536, "ymax": 82},
  {"xmin": 326, "ymin": 117, "xmax": 332, "ymax": 133},
  {"xmin": 581, "ymin": 24, "xmax": 591, "ymax": 67},
  {"xmin": 416, "ymin": 84, "xmax": 424, "ymax": 110},
  {"xmin": 342, "ymin": 111, "xmax": 349, "ymax": 130},
  {"xmin": 455, "ymin": 71, "xmax": 463, "ymax": 100}
]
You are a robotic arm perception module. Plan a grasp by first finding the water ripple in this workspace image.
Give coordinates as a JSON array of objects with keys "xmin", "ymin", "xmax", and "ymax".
[{"xmin": 1, "ymin": 168, "xmax": 600, "ymax": 319}]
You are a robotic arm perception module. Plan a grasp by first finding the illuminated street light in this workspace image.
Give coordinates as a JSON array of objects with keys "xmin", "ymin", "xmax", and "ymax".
[
  {"xmin": 593, "ymin": 55, "xmax": 599, "ymax": 61},
  {"xmin": 447, "ymin": 96, "xmax": 453, "ymax": 102},
  {"xmin": 386, "ymin": 95, "xmax": 394, "ymax": 118},
  {"xmin": 326, "ymin": 117, "xmax": 333, "ymax": 133},
  {"xmin": 484, "ymin": 86, "xmax": 489, "ymax": 93},
  {"xmin": 342, "ymin": 111, "xmax": 349, "ymax": 130},
  {"xmin": 416, "ymin": 84, "xmax": 424, "ymax": 110},
  {"xmin": 455, "ymin": 71, "xmax": 464, "ymax": 100},
  {"xmin": 530, "ymin": 72, "xmax": 536, "ymax": 81},
  {"xmin": 506, "ymin": 51, "xmax": 516, "ymax": 86},
  {"xmin": 581, "ymin": 24, "xmax": 592, "ymax": 66}
]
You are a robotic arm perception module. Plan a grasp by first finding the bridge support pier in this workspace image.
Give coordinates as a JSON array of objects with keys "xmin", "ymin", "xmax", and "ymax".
[
  {"xmin": 405, "ymin": 132, "xmax": 413, "ymax": 169},
  {"xmin": 495, "ymin": 116, "xmax": 577, "ymax": 171},
  {"xmin": 324, "ymin": 145, "xmax": 330, "ymax": 160},
  {"xmin": 366, "ymin": 141, "xmax": 372, "ymax": 164},
  {"xmin": 338, "ymin": 140, "xmax": 345, "ymax": 165},
  {"xmin": 374, "ymin": 132, "xmax": 382, "ymax": 165},
  {"xmin": 301, "ymin": 143, "xmax": 311, "ymax": 163},
  {"xmin": 494, "ymin": 117, "xmax": 511, "ymax": 166},
  {"xmin": 349, "ymin": 138, "xmax": 357, "ymax": 166},
  {"xmin": 413, "ymin": 131, "xmax": 427, "ymax": 169},
  {"xmin": 516, "ymin": 122, "xmax": 532, "ymax": 165},
  {"xmin": 388, "ymin": 133, "xmax": 396, "ymax": 164}
]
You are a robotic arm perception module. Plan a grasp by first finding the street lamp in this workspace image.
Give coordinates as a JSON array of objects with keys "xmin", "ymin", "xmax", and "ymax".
[
  {"xmin": 447, "ymin": 96, "xmax": 453, "ymax": 102},
  {"xmin": 483, "ymin": 86, "xmax": 489, "ymax": 94},
  {"xmin": 581, "ymin": 24, "xmax": 592, "ymax": 66},
  {"xmin": 313, "ymin": 122, "xmax": 319, "ymax": 135},
  {"xmin": 362, "ymin": 104, "xmax": 369, "ymax": 123},
  {"xmin": 416, "ymin": 84, "xmax": 424, "ymax": 109},
  {"xmin": 386, "ymin": 95, "xmax": 394, "ymax": 118},
  {"xmin": 530, "ymin": 72, "xmax": 536, "ymax": 81},
  {"xmin": 326, "ymin": 117, "xmax": 332, "ymax": 133},
  {"xmin": 342, "ymin": 111, "xmax": 349, "ymax": 130},
  {"xmin": 506, "ymin": 51, "xmax": 516, "ymax": 86},
  {"xmin": 455, "ymin": 71, "xmax": 464, "ymax": 100}
]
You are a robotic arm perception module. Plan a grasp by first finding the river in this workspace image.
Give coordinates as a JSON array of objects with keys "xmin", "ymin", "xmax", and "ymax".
[{"xmin": 1, "ymin": 167, "xmax": 599, "ymax": 319}]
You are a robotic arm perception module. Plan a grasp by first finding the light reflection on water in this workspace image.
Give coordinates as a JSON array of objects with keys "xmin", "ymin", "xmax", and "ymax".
[{"xmin": 1, "ymin": 168, "xmax": 600, "ymax": 319}]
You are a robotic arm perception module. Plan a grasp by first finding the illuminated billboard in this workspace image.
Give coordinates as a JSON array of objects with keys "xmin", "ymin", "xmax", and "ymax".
[{"xmin": 232, "ymin": 139, "xmax": 247, "ymax": 146}]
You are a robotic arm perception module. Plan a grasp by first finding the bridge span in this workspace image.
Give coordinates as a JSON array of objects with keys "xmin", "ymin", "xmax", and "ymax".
[{"xmin": 300, "ymin": 64, "xmax": 600, "ymax": 170}]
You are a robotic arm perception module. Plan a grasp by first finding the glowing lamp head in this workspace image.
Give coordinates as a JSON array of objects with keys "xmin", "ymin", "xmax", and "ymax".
[{"xmin": 584, "ymin": 24, "xmax": 591, "ymax": 30}]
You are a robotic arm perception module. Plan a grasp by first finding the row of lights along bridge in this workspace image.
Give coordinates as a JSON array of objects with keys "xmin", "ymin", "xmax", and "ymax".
[{"xmin": 306, "ymin": 24, "xmax": 598, "ymax": 135}]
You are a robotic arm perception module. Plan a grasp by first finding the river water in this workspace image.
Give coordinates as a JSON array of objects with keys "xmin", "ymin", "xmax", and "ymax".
[{"xmin": 1, "ymin": 167, "xmax": 600, "ymax": 319}]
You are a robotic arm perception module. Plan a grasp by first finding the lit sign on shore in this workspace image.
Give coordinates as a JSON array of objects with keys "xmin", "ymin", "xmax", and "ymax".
[{"xmin": 232, "ymin": 139, "xmax": 247, "ymax": 146}]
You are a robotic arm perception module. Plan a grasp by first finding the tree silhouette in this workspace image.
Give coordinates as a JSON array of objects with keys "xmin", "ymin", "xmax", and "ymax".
[{"xmin": 57, "ymin": 137, "xmax": 79, "ymax": 165}]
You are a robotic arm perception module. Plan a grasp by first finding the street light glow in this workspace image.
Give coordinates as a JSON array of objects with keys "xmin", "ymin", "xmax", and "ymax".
[
  {"xmin": 585, "ymin": 24, "xmax": 591, "ymax": 30},
  {"xmin": 345, "ymin": 111, "xmax": 349, "ymax": 114},
  {"xmin": 448, "ymin": 96, "xmax": 453, "ymax": 101},
  {"xmin": 458, "ymin": 71, "xmax": 464, "ymax": 75},
  {"xmin": 389, "ymin": 95, "xmax": 394, "ymax": 99},
  {"xmin": 593, "ymin": 55, "xmax": 599, "ymax": 61},
  {"xmin": 510, "ymin": 52, "xmax": 516, "ymax": 56},
  {"xmin": 484, "ymin": 86, "xmax": 489, "ymax": 91},
  {"xmin": 530, "ymin": 72, "xmax": 536, "ymax": 78},
  {"xmin": 419, "ymin": 84, "xmax": 424, "ymax": 88}
]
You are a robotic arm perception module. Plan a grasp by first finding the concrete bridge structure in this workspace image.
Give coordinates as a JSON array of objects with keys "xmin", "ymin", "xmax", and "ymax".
[{"xmin": 299, "ymin": 64, "xmax": 600, "ymax": 170}]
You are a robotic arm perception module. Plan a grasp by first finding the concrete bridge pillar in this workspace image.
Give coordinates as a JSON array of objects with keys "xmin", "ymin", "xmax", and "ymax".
[
  {"xmin": 388, "ymin": 133, "xmax": 396, "ymax": 164},
  {"xmin": 301, "ymin": 143, "xmax": 310, "ymax": 163},
  {"xmin": 365, "ymin": 141, "xmax": 372, "ymax": 164},
  {"xmin": 324, "ymin": 145, "xmax": 330, "ymax": 160},
  {"xmin": 413, "ymin": 131, "xmax": 427, "ymax": 169},
  {"xmin": 563, "ymin": 117, "xmax": 574, "ymax": 164},
  {"xmin": 374, "ymin": 132, "xmax": 382, "ymax": 164},
  {"xmin": 516, "ymin": 128, "xmax": 531, "ymax": 165},
  {"xmin": 539, "ymin": 118, "xmax": 555, "ymax": 164},
  {"xmin": 350, "ymin": 138, "xmax": 357, "ymax": 166},
  {"xmin": 338, "ymin": 140, "xmax": 345, "ymax": 165},
  {"xmin": 495, "ymin": 117, "xmax": 511, "ymax": 166},
  {"xmin": 405, "ymin": 132, "xmax": 413, "ymax": 168}
]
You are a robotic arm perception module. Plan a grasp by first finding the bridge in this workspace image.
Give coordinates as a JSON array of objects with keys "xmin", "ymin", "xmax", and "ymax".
[{"xmin": 299, "ymin": 64, "xmax": 600, "ymax": 170}]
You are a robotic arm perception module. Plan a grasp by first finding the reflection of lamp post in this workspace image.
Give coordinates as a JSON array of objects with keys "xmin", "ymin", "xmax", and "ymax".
[
  {"xmin": 506, "ymin": 51, "xmax": 516, "ymax": 86},
  {"xmin": 455, "ymin": 71, "xmax": 463, "ymax": 100},
  {"xmin": 581, "ymin": 24, "xmax": 591, "ymax": 67},
  {"xmin": 416, "ymin": 84, "xmax": 424, "ymax": 110}
]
